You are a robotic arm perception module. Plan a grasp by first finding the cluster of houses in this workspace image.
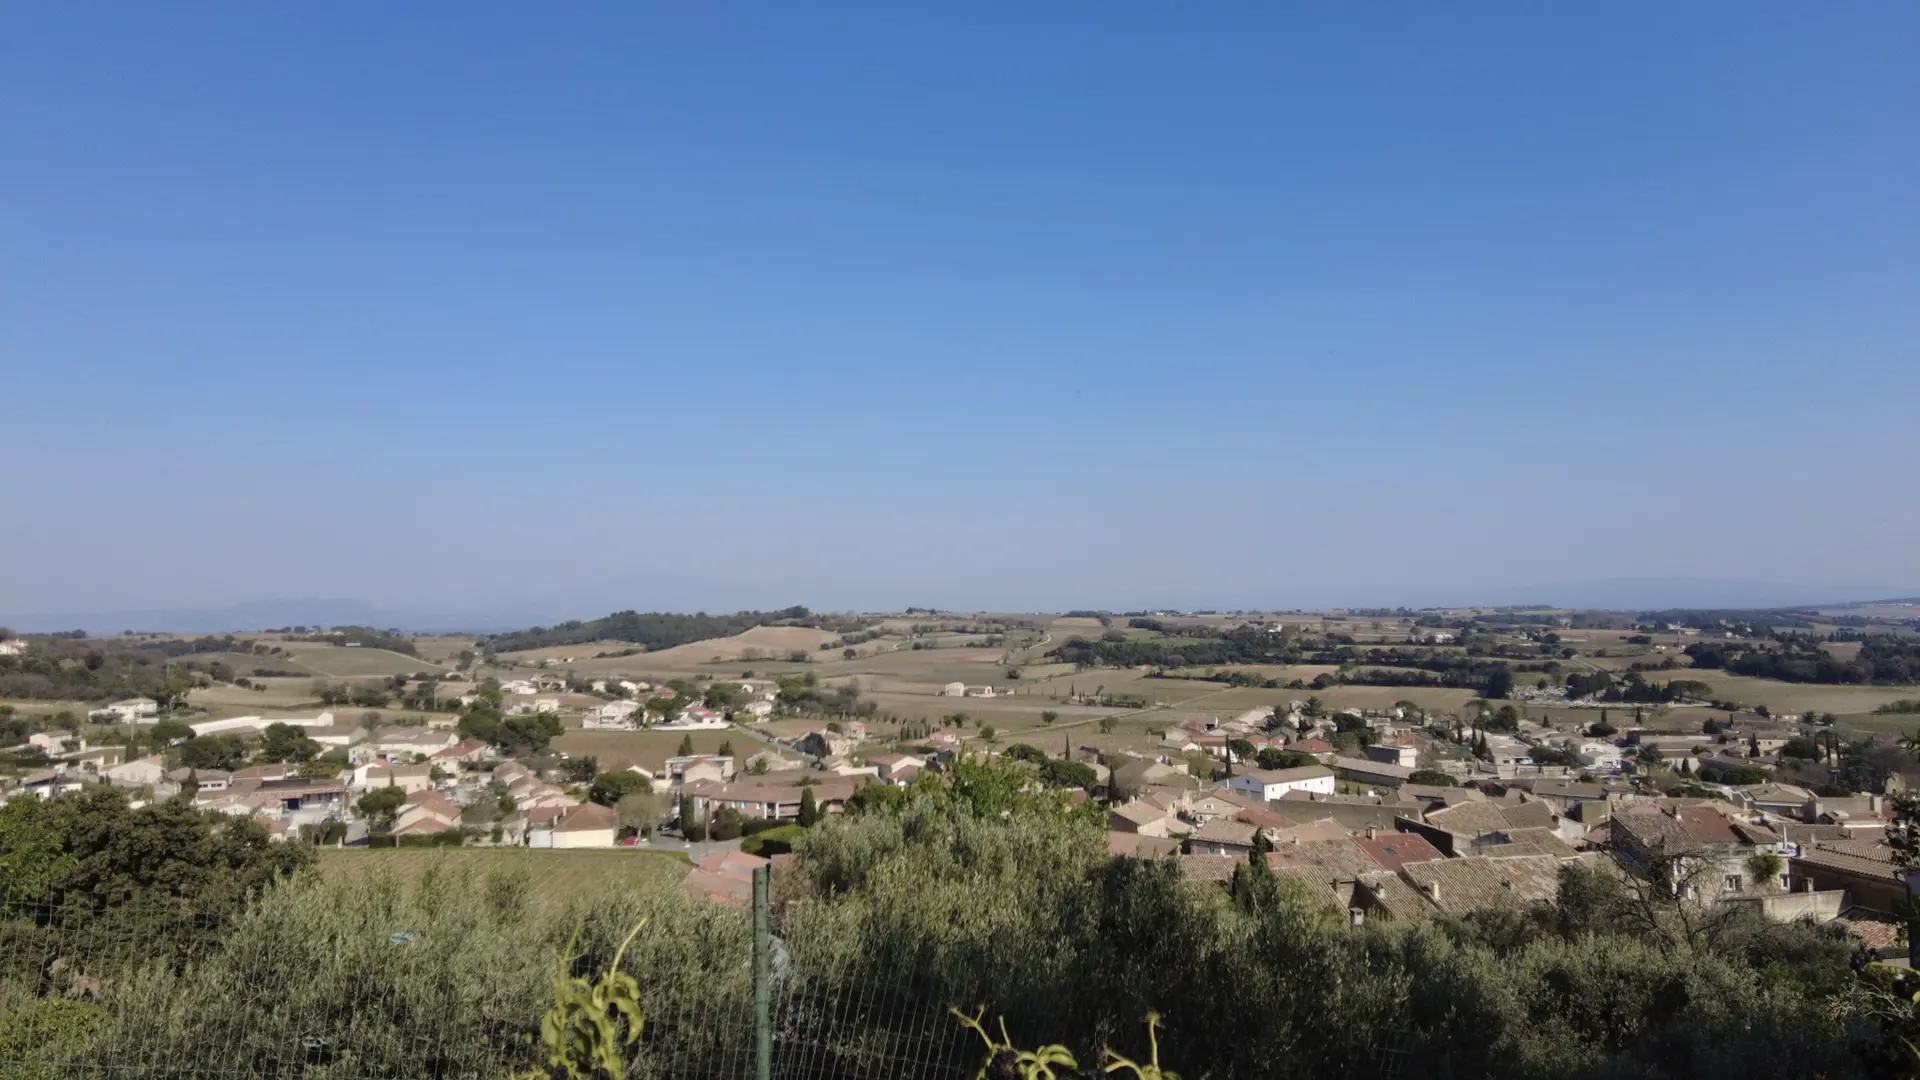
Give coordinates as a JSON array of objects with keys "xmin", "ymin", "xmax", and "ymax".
[
  {"xmin": 581, "ymin": 681, "xmax": 775, "ymax": 730},
  {"xmin": 1101, "ymin": 723, "xmax": 1908, "ymax": 951}
]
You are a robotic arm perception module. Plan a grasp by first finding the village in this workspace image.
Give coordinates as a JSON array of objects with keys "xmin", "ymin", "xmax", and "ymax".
[{"xmin": 4, "ymin": 658, "xmax": 1913, "ymax": 948}]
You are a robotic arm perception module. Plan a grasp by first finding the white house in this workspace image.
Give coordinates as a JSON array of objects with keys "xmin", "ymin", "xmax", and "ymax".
[
  {"xmin": 368, "ymin": 727, "xmax": 458, "ymax": 761},
  {"xmin": 1225, "ymin": 765, "xmax": 1336, "ymax": 802},
  {"xmin": 90, "ymin": 698, "xmax": 159, "ymax": 724},
  {"xmin": 659, "ymin": 707, "xmax": 728, "ymax": 731},
  {"xmin": 28, "ymin": 731, "xmax": 83, "ymax": 755},
  {"xmin": 107, "ymin": 754, "xmax": 168, "ymax": 789},
  {"xmin": 1577, "ymin": 741, "xmax": 1625, "ymax": 771},
  {"xmin": 1365, "ymin": 743, "xmax": 1419, "ymax": 769},
  {"xmin": 872, "ymin": 753, "xmax": 926, "ymax": 785},
  {"xmin": 741, "ymin": 700, "xmax": 774, "ymax": 719},
  {"xmin": 353, "ymin": 762, "xmax": 435, "ymax": 794},
  {"xmin": 584, "ymin": 700, "xmax": 641, "ymax": 730},
  {"xmin": 941, "ymin": 682, "xmax": 967, "ymax": 697},
  {"xmin": 308, "ymin": 725, "xmax": 367, "ymax": 749},
  {"xmin": 0, "ymin": 639, "xmax": 27, "ymax": 657},
  {"xmin": 549, "ymin": 802, "xmax": 618, "ymax": 848}
]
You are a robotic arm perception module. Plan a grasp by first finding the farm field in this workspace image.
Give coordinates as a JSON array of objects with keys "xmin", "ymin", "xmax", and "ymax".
[
  {"xmin": 553, "ymin": 728, "xmax": 743, "ymax": 771},
  {"xmin": 1664, "ymin": 672, "xmax": 1920, "ymax": 716},
  {"xmin": 281, "ymin": 643, "xmax": 443, "ymax": 678},
  {"xmin": 315, "ymin": 848, "xmax": 690, "ymax": 910},
  {"xmin": 493, "ymin": 640, "xmax": 639, "ymax": 666},
  {"xmin": 189, "ymin": 677, "xmax": 321, "ymax": 710}
]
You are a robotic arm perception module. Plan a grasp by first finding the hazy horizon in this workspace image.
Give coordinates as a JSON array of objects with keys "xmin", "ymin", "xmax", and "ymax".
[{"xmin": 5, "ymin": 6, "xmax": 1916, "ymax": 617}]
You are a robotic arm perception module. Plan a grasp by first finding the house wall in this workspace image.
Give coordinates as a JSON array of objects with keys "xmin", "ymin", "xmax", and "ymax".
[
  {"xmin": 551, "ymin": 828, "xmax": 615, "ymax": 849},
  {"xmin": 1227, "ymin": 773, "xmax": 1335, "ymax": 801},
  {"xmin": 1721, "ymin": 889, "xmax": 1847, "ymax": 923},
  {"xmin": 1792, "ymin": 863, "xmax": 1906, "ymax": 912}
]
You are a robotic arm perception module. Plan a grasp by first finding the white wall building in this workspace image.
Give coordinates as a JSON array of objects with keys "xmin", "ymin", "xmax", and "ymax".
[
  {"xmin": 89, "ymin": 698, "xmax": 159, "ymax": 724},
  {"xmin": 1225, "ymin": 765, "xmax": 1336, "ymax": 802}
]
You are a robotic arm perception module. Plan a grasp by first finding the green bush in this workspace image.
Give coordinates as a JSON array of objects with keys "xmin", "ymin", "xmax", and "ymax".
[{"xmin": 739, "ymin": 824, "xmax": 806, "ymax": 856}]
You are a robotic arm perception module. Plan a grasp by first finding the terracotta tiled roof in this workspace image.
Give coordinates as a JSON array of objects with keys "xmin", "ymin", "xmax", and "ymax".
[
  {"xmin": 1177, "ymin": 854, "xmax": 1242, "ymax": 884},
  {"xmin": 1792, "ymin": 843, "xmax": 1902, "ymax": 883},
  {"xmin": 1110, "ymin": 801, "xmax": 1173, "ymax": 827},
  {"xmin": 1400, "ymin": 854, "xmax": 1563, "ymax": 915},
  {"xmin": 1832, "ymin": 907, "xmax": 1903, "ymax": 952},
  {"xmin": 1353, "ymin": 832, "xmax": 1443, "ymax": 872},
  {"xmin": 1420, "ymin": 801, "xmax": 1514, "ymax": 837},
  {"xmin": 1266, "ymin": 838, "xmax": 1378, "ymax": 878},
  {"xmin": 1499, "ymin": 826, "xmax": 1582, "ymax": 858},
  {"xmin": 554, "ymin": 803, "xmax": 617, "ymax": 833},
  {"xmin": 1108, "ymin": 832, "xmax": 1181, "ymax": 858},
  {"xmin": 1191, "ymin": 819, "xmax": 1258, "ymax": 846}
]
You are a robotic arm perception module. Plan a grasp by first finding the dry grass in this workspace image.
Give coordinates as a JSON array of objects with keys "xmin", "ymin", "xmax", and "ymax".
[
  {"xmin": 281, "ymin": 644, "xmax": 443, "ymax": 678},
  {"xmin": 553, "ymin": 729, "xmax": 741, "ymax": 772},
  {"xmin": 315, "ymin": 848, "xmax": 689, "ymax": 911},
  {"xmin": 1664, "ymin": 672, "xmax": 1920, "ymax": 715},
  {"xmin": 189, "ymin": 678, "xmax": 321, "ymax": 710}
]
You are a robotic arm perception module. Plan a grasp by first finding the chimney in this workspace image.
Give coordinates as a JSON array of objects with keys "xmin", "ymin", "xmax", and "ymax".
[
  {"xmin": 1365, "ymin": 826, "xmax": 1377, "ymax": 840},
  {"xmin": 1423, "ymin": 880, "xmax": 1441, "ymax": 902}
]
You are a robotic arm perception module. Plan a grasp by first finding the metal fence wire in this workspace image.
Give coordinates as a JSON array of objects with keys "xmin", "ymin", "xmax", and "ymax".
[{"xmin": 0, "ymin": 870, "xmax": 978, "ymax": 1080}]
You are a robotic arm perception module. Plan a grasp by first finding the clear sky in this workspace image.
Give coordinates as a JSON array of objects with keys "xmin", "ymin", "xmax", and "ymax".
[{"xmin": 3, "ymin": 4, "xmax": 1916, "ymax": 621}]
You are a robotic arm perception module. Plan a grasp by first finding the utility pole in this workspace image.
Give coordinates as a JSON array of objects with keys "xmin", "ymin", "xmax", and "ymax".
[{"xmin": 753, "ymin": 864, "xmax": 771, "ymax": 1080}]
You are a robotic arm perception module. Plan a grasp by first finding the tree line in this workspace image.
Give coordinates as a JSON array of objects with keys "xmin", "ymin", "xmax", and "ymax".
[
  {"xmin": 480, "ymin": 606, "xmax": 815, "ymax": 653},
  {"xmin": 1685, "ymin": 634, "xmax": 1920, "ymax": 684}
]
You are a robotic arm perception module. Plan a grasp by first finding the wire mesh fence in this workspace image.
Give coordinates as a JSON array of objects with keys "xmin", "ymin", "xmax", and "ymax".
[{"xmin": 0, "ymin": 873, "xmax": 978, "ymax": 1080}]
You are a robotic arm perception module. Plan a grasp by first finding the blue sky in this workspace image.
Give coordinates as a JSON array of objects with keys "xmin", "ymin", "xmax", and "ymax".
[{"xmin": 3, "ymin": 5, "xmax": 1916, "ymax": 620}]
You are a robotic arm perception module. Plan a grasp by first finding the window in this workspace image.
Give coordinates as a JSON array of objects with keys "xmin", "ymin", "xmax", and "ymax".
[{"xmin": 1725, "ymin": 875, "xmax": 1743, "ymax": 892}]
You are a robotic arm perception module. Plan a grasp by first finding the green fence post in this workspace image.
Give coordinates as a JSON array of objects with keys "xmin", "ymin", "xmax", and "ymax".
[{"xmin": 753, "ymin": 863, "xmax": 772, "ymax": 1080}]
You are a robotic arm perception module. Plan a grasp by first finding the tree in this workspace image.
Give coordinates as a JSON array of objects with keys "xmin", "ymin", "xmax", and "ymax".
[
  {"xmin": 1485, "ymin": 665, "xmax": 1514, "ymax": 699},
  {"xmin": 1746, "ymin": 850, "xmax": 1785, "ymax": 891},
  {"xmin": 1254, "ymin": 748, "xmax": 1314, "ymax": 771},
  {"xmin": 1226, "ymin": 738, "xmax": 1256, "ymax": 763},
  {"xmin": 1001, "ymin": 743, "xmax": 1048, "ymax": 764},
  {"xmin": 0, "ymin": 788, "xmax": 310, "ymax": 963},
  {"xmin": 1407, "ymin": 769, "xmax": 1457, "ymax": 787},
  {"xmin": 355, "ymin": 785, "xmax": 406, "ymax": 823},
  {"xmin": 718, "ymin": 740, "xmax": 733, "ymax": 757},
  {"xmin": 1038, "ymin": 758, "xmax": 1098, "ymax": 790},
  {"xmin": 1098, "ymin": 716, "xmax": 1117, "ymax": 734},
  {"xmin": 981, "ymin": 725, "xmax": 998, "ymax": 745},
  {"xmin": 177, "ymin": 735, "xmax": 244, "ymax": 772},
  {"xmin": 677, "ymin": 734, "xmax": 695, "ymax": 757},
  {"xmin": 1041, "ymin": 710, "xmax": 1059, "ymax": 725},
  {"xmin": 150, "ymin": 718, "xmax": 194, "ymax": 745},
  {"xmin": 1301, "ymin": 696, "xmax": 1327, "ymax": 719},
  {"xmin": 589, "ymin": 771, "xmax": 651, "ymax": 807},
  {"xmin": 258, "ymin": 723, "xmax": 320, "ymax": 764},
  {"xmin": 798, "ymin": 786, "xmax": 820, "ymax": 827},
  {"xmin": 1482, "ymin": 705, "xmax": 1521, "ymax": 733}
]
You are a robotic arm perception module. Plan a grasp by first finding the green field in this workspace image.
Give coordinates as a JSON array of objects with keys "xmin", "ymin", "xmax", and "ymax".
[
  {"xmin": 316, "ymin": 847, "xmax": 690, "ymax": 910},
  {"xmin": 283, "ymin": 643, "xmax": 445, "ymax": 678},
  {"xmin": 553, "ymin": 728, "xmax": 743, "ymax": 771}
]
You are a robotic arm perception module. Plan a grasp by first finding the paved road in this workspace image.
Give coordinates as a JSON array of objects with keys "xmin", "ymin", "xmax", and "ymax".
[{"xmin": 627, "ymin": 836, "xmax": 740, "ymax": 862}]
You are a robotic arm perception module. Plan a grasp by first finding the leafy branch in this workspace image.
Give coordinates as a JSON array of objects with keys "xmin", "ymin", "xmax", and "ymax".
[
  {"xmin": 535, "ymin": 917, "xmax": 648, "ymax": 1080},
  {"xmin": 1102, "ymin": 1012, "xmax": 1179, "ymax": 1080},
  {"xmin": 951, "ymin": 1006, "xmax": 1078, "ymax": 1080}
]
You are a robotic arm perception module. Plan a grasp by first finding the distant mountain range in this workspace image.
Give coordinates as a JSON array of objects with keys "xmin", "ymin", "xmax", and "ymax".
[
  {"xmin": 4, "ymin": 579, "xmax": 1915, "ymax": 637},
  {"xmin": 0, "ymin": 599, "xmax": 550, "ymax": 637}
]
